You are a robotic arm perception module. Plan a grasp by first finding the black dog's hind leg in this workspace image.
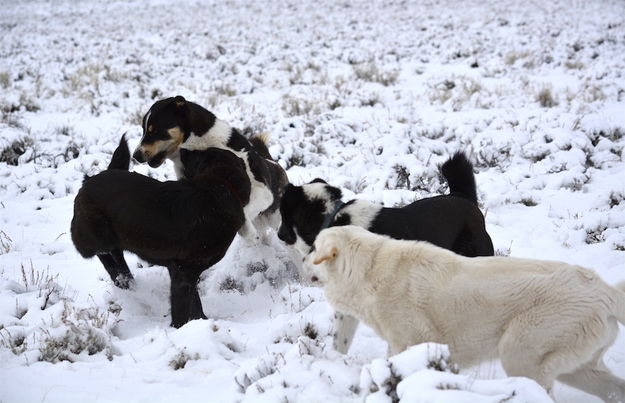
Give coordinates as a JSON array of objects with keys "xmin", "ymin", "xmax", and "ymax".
[
  {"xmin": 110, "ymin": 249, "xmax": 135, "ymax": 287},
  {"xmin": 97, "ymin": 249, "xmax": 135, "ymax": 289},
  {"xmin": 167, "ymin": 266, "xmax": 207, "ymax": 328}
]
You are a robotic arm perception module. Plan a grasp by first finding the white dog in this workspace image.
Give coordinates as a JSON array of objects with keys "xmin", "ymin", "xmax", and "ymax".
[{"xmin": 304, "ymin": 225, "xmax": 625, "ymax": 402}]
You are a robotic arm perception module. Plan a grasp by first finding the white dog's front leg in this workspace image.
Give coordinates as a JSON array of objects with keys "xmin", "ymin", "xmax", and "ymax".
[{"xmin": 332, "ymin": 311, "xmax": 360, "ymax": 354}]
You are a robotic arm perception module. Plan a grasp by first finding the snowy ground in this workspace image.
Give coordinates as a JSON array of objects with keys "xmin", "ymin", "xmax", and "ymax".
[{"xmin": 1, "ymin": 0, "xmax": 624, "ymax": 401}]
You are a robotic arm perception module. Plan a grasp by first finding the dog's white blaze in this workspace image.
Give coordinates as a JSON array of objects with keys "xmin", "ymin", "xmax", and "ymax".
[
  {"xmin": 294, "ymin": 229, "xmax": 312, "ymax": 256},
  {"xmin": 302, "ymin": 183, "xmax": 338, "ymax": 214},
  {"xmin": 338, "ymin": 200, "xmax": 381, "ymax": 229},
  {"xmin": 141, "ymin": 109, "xmax": 152, "ymax": 142},
  {"xmin": 181, "ymin": 118, "xmax": 231, "ymax": 150}
]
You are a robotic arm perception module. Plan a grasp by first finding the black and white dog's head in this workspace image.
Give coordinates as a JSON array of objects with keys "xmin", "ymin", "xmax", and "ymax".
[
  {"xmin": 278, "ymin": 178, "xmax": 346, "ymax": 255},
  {"xmin": 133, "ymin": 95, "xmax": 290, "ymax": 243},
  {"xmin": 133, "ymin": 96, "xmax": 218, "ymax": 168}
]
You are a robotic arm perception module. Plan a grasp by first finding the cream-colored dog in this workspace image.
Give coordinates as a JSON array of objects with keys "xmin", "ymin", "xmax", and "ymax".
[{"xmin": 304, "ymin": 225, "xmax": 625, "ymax": 402}]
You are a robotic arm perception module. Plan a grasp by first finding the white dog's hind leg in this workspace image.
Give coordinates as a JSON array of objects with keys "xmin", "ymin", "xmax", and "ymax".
[
  {"xmin": 332, "ymin": 312, "xmax": 359, "ymax": 354},
  {"xmin": 253, "ymin": 210, "xmax": 282, "ymax": 245},
  {"xmin": 238, "ymin": 218, "xmax": 259, "ymax": 244},
  {"xmin": 558, "ymin": 363, "xmax": 625, "ymax": 403},
  {"xmin": 241, "ymin": 179, "xmax": 273, "ymax": 244}
]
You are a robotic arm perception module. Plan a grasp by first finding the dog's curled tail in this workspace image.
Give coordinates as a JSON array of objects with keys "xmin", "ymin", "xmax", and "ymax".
[
  {"xmin": 108, "ymin": 134, "xmax": 131, "ymax": 171},
  {"xmin": 441, "ymin": 152, "xmax": 478, "ymax": 205},
  {"xmin": 250, "ymin": 132, "xmax": 272, "ymax": 160}
]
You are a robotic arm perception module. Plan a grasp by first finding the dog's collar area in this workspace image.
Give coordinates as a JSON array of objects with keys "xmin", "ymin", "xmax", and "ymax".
[{"xmin": 321, "ymin": 201, "xmax": 345, "ymax": 230}]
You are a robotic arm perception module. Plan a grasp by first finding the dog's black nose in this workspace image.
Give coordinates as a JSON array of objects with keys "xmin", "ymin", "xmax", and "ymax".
[
  {"xmin": 277, "ymin": 225, "xmax": 296, "ymax": 244},
  {"xmin": 132, "ymin": 149, "xmax": 145, "ymax": 163},
  {"xmin": 311, "ymin": 276, "xmax": 318, "ymax": 282}
]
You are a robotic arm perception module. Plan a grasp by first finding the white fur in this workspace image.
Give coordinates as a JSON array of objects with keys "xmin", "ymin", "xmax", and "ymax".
[
  {"xmin": 336, "ymin": 199, "xmax": 381, "ymax": 228},
  {"xmin": 302, "ymin": 183, "xmax": 338, "ymax": 214},
  {"xmin": 332, "ymin": 312, "xmax": 359, "ymax": 354},
  {"xmin": 329, "ymin": 199, "xmax": 380, "ymax": 353},
  {"xmin": 305, "ymin": 226, "xmax": 625, "ymax": 402},
  {"xmin": 180, "ymin": 119, "xmax": 274, "ymax": 243},
  {"xmin": 293, "ymin": 228, "xmax": 313, "ymax": 256},
  {"xmin": 141, "ymin": 109, "xmax": 152, "ymax": 142},
  {"xmin": 182, "ymin": 118, "xmax": 232, "ymax": 150},
  {"xmin": 169, "ymin": 150, "xmax": 185, "ymax": 179},
  {"xmin": 299, "ymin": 187, "xmax": 382, "ymax": 352}
]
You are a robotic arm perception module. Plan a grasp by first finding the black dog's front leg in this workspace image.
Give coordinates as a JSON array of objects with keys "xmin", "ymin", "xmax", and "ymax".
[{"xmin": 166, "ymin": 266, "xmax": 207, "ymax": 328}]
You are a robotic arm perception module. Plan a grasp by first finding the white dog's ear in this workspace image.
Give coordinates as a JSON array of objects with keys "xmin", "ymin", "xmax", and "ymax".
[{"xmin": 313, "ymin": 246, "xmax": 338, "ymax": 265}]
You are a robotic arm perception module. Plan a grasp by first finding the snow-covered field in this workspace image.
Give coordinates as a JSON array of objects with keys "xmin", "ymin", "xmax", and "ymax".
[{"xmin": 1, "ymin": 0, "xmax": 624, "ymax": 401}]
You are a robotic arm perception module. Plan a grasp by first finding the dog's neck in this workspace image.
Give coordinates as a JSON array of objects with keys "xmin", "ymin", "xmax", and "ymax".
[
  {"xmin": 181, "ymin": 118, "xmax": 232, "ymax": 151},
  {"xmin": 323, "ymin": 237, "xmax": 389, "ymax": 317},
  {"xmin": 172, "ymin": 118, "xmax": 232, "ymax": 179},
  {"xmin": 169, "ymin": 150, "xmax": 186, "ymax": 179},
  {"xmin": 335, "ymin": 199, "xmax": 382, "ymax": 229}
]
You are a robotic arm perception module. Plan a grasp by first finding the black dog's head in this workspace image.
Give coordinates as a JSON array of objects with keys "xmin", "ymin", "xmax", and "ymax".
[
  {"xmin": 133, "ymin": 96, "xmax": 216, "ymax": 168},
  {"xmin": 278, "ymin": 178, "xmax": 343, "ymax": 255}
]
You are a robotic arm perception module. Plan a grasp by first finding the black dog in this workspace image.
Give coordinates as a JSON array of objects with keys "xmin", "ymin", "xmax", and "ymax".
[
  {"xmin": 71, "ymin": 135, "xmax": 250, "ymax": 328},
  {"xmin": 132, "ymin": 96, "xmax": 288, "ymax": 243},
  {"xmin": 277, "ymin": 152, "xmax": 494, "ymax": 352}
]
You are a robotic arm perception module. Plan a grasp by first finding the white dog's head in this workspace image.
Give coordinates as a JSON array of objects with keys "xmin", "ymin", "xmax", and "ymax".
[{"xmin": 303, "ymin": 225, "xmax": 378, "ymax": 286}]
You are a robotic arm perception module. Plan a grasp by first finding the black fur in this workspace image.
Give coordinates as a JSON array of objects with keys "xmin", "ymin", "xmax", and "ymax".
[
  {"xmin": 108, "ymin": 134, "xmax": 131, "ymax": 170},
  {"xmin": 134, "ymin": 96, "xmax": 288, "ymax": 223},
  {"xmin": 71, "ymin": 135, "xmax": 250, "ymax": 328},
  {"xmin": 278, "ymin": 153, "xmax": 494, "ymax": 257},
  {"xmin": 441, "ymin": 152, "xmax": 477, "ymax": 204}
]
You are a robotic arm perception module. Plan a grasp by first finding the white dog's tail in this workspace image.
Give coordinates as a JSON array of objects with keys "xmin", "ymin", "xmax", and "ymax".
[{"xmin": 613, "ymin": 280, "xmax": 625, "ymax": 325}]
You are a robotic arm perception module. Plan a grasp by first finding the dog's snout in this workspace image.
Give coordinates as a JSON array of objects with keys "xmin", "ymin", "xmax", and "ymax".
[
  {"xmin": 277, "ymin": 225, "xmax": 296, "ymax": 244},
  {"xmin": 311, "ymin": 276, "xmax": 318, "ymax": 282},
  {"xmin": 132, "ymin": 149, "xmax": 145, "ymax": 163}
]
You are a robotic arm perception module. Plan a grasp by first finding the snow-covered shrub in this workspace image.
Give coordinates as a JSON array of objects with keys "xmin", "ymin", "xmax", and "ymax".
[
  {"xmin": 0, "ymin": 263, "xmax": 119, "ymax": 364},
  {"xmin": 536, "ymin": 86, "xmax": 558, "ymax": 108},
  {"xmin": 169, "ymin": 349, "xmax": 199, "ymax": 370},
  {"xmin": 360, "ymin": 344, "xmax": 552, "ymax": 402},
  {"xmin": 0, "ymin": 137, "xmax": 35, "ymax": 166},
  {"xmin": 0, "ymin": 230, "xmax": 12, "ymax": 254},
  {"xmin": 360, "ymin": 344, "xmax": 458, "ymax": 403},
  {"xmin": 37, "ymin": 301, "xmax": 119, "ymax": 363},
  {"xmin": 353, "ymin": 61, "xmax": 399, "ymax": 86}
]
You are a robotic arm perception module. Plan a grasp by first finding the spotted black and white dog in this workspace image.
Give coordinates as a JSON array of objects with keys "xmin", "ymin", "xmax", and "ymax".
[
  {"xmin": 278, "ymin": 152, "xmax": 494, "ymax": 353},
  {"xmin": 133, "ymin": 96, "xmax": 289, "ymax": 243}
]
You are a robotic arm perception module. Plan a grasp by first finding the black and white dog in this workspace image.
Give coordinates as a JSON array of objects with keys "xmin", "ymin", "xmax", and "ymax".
[
  {"xmin": 278, "ymin": 152, "xmax": 494, "ymax": 352},
  {"xmin": 133, "ymin": 96, "xmax": 289, "ymax": 243}
]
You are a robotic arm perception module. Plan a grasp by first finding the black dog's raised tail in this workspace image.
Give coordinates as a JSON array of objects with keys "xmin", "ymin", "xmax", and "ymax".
[
  {"xmin": 108, "ymin": 134, "xmax": 131, "ymax": 171},
  {"xmin": 441, "ymin": 152, "xmax": 478, "ymax": 205}
]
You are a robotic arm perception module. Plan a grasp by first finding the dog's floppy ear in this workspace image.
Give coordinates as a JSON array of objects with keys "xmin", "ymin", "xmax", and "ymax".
[
  {"xmin": 174, "ymin": 95, "xmax": 186, "ymax": 107},
  {"xmin": 313, "ymin": 245, "xmax": 338, "ymax": 265}
]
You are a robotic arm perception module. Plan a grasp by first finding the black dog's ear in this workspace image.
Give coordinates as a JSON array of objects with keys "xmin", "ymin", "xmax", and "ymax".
[
  {"xmin": 310, "ymin": 178, "xmax": 327, "ymax": 184},
  {"xmin": 174, "ymin": 95, "xmax": 186, "ymax": 107}
]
